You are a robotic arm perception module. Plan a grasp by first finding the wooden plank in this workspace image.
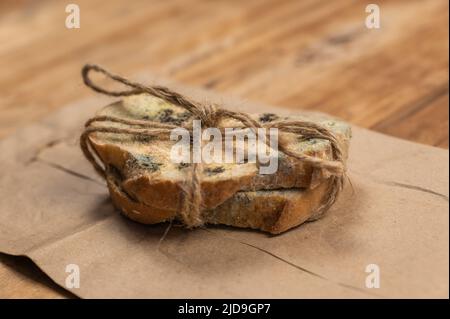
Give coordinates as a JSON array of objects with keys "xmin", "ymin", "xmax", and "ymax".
[{"xmin": 374, "ymin": 89, "xmax": 449, "ymax": 148}]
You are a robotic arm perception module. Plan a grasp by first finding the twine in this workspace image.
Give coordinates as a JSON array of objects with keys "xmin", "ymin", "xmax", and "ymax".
[{"xmin": 80, "ymin": 64, "xmax": 345, "ymax": 227}]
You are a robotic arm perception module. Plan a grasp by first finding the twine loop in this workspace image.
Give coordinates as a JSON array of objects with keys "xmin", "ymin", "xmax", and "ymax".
[{"xmin": 80, "ymin": 64, "xmax": 346, "ymax": 227}]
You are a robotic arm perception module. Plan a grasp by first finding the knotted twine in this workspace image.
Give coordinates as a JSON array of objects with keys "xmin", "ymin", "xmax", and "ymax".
[{"xmin": 80, "ymin": 64, "xmax": 345, "ymax": 228}]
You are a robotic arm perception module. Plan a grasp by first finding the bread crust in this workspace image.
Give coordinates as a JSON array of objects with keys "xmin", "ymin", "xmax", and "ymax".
[
  {"xmin": 106, "ymin": 169, "xmax": 331, "ymax": 234},
  {"xmin": 86, "ymin": 94, "xmax": 350, "ymax": 233},
  {"xmin": 88, "ymin": 96, "xmax": 351, "ymax": 211}
]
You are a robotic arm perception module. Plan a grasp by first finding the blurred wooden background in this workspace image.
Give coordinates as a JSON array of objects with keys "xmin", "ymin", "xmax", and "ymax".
[{"xmin": 0, "ymin": 0, "xmax": 448, "ymax": 298}]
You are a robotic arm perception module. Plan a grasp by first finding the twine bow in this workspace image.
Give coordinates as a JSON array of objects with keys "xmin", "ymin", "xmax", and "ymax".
[{"xmin": 80, "ymin": 64, "xmax": 345, "ymax": 227}]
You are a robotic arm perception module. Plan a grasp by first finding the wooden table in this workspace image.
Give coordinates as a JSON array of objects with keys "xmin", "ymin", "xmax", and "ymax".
[{"xmin": 0, "ymin": 0, "xmax": 448, "ymax": 298}]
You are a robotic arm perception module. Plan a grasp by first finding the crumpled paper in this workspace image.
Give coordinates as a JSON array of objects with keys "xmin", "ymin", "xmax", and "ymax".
[{"xmin": 0, "ymin": 91, "xmax": 448, "ymax": 298}]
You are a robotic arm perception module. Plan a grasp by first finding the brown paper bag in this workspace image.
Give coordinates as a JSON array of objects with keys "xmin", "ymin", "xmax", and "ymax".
[{"xmin": 0, "ymin": 93, "xmax": 448, "ymax": 298}]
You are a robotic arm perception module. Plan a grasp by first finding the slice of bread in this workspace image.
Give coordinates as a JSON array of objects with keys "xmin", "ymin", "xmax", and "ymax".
[
  {"xmin": 88, "ymin": 94, "xmax": 351, "ymax": 212},
  {"xmin": 106, "ymin": 168, "xmax": 332, "ymax": 234}
]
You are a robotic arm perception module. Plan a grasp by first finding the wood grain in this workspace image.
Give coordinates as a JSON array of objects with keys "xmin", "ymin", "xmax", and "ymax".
[{"xmin": 0, "ymin": 0, "xmax": 448, "ymax": 298}]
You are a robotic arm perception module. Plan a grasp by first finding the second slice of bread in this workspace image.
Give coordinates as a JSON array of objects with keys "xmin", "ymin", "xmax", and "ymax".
[{"xmin": 105, "ymin": 166, "xmax": 332, "ymax": 234}]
